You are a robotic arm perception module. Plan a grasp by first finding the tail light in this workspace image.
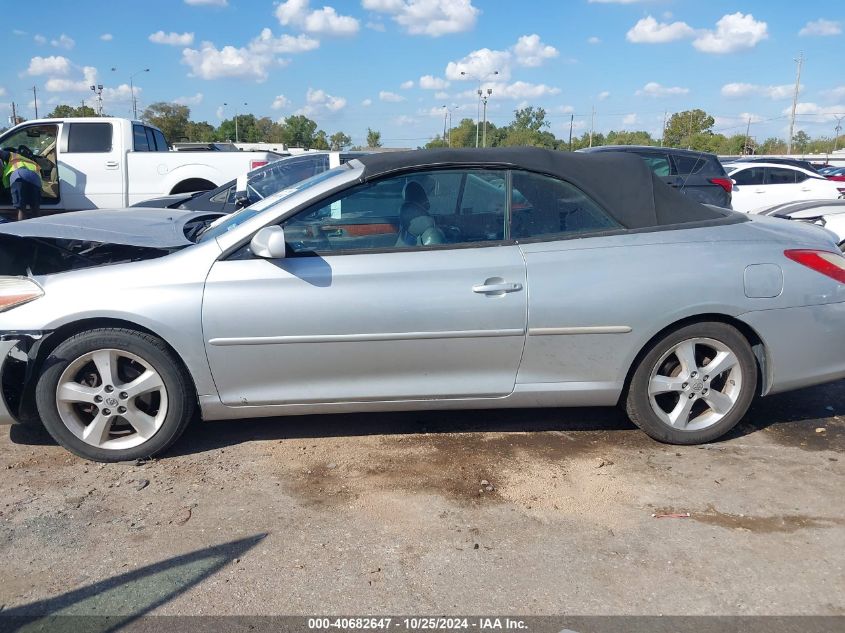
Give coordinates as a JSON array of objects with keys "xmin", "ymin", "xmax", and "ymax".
[
  {"xmin": 250, "ymin": 160, "xmax": 268, "ymax": 170},
  {"xmin": 785, "ymin": 249, "xmax": 845, "ymax": 284},
  {"xmin": 709, "ymin": 177, "xmax": 733, "ymax": 193}
]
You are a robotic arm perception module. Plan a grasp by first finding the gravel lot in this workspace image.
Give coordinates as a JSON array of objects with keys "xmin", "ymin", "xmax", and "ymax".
[{"xmin": 0, "ymin": 381, "xmax": 843, "ymax": 618}]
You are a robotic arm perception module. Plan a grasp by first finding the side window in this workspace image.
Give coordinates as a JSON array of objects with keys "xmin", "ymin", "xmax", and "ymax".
[
  {"xmin": 766, "ymin": 168, "xmax": 797, "ymax": 185},
  {"xmin": 633, "ymin": 151, "xmax": 671, "ymax": 177},
  {"xmin": 510, "ymin": 171, "xmax": 621, "ymax": 240},
  {"xmin": 144, "ymin": 127, "xmax": 157, "ymax": 152},
  {"xmin": 731, "ymin": 168, "xmax": 765, "ymax": 186},
  {"xmin": 153, "ymin": 129, "xmax": 168, "ymax": 152},
  {"xmin": 246, "ymin": 155, "xmax": 327, "ymax": 203},
  {"xmin": 282, "ymin": 169, "xmax": 506, "ymax": 254},
  {"xmin": 672, "ymin": 154, "xmax": 709, "ymax": 176},
  {"xmin": 210, "ymin": 185, "xmax": 236, "ymax": 204},
  {"xmin": 133, "ymin": 124, "xmax": 150, "ymax": 151},
  {"xmin": 67, "ymin": 123, "xmax": 113, "ymax": 153},
  {"xmin": 0, "ymin": 123, "xmax": 59, "ymax": 201}
]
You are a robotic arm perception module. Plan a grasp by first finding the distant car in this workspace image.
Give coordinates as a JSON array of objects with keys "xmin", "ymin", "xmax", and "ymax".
[
  {"xmin": 726, "ymin": 162, "xmax": 845, "ymax": 212},
  {"xmin": 724, "ymin": 157, "xmax": 821, "ymax": 174},
  {"xmin": 755, "ymin": 199, "xmax": 845, "ymax": 249},
  {"xmin": 580, "ymin": 146, "xmax": 732, "ymax": 208},
  {"xmin": 133, "ymin": 151, "xmax": 368, "ymax": 214},
  {"xmin": 822, "ymin": 166, "xmax": 845, "ymax": 182}
]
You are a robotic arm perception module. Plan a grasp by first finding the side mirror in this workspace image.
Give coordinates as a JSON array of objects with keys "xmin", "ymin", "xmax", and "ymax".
[
  {"xmin": 250, "ymin": 226, "xmax": 287, "ymax": 259},
  {"xmin": 234, "ymin": 194, "xmax": 249, "ymax": 210}
]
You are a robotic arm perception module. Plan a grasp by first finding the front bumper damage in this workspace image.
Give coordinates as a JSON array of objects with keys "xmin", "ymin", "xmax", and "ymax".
[{"xmin": 0, "ymin": 332, "xmax": 50, "ymax": 425}]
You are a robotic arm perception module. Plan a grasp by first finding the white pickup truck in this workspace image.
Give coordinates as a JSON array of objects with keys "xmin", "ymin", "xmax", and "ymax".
[{"xmin": 0, "ymin": 117, "xmax": 279, "ymax": 215}]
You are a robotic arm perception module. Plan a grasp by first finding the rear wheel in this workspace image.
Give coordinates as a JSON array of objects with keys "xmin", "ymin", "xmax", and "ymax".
[
  {"xmin": 625, "ymin": 322, "xmax": 757, "ymax": 444},
  {"xmin": 35, "ymin": 328, "xmax": 194, "ymax": 462}
]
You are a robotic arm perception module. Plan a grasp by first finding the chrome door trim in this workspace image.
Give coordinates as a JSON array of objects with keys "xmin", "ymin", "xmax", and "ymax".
[
  {"xmin": 208, "ymin": 328, "xmax": 526, "ymax": 346},
  {"xmin": 528, "ymin": 326, "xmax": 632, "ymax": 336}
]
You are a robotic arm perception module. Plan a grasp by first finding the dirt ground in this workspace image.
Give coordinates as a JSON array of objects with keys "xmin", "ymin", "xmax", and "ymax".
[{"xmin": 0, "ymin": 380, "xmax": 843, "ymax": 618}]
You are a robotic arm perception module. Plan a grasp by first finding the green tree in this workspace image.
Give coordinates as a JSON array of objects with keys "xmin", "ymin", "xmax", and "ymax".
[
  {"xmin": 185, "ymin": 121, "xmax": 216, "ymax": 142},
  {"xmin": 663, "ymin": 109, "xmax": 715, "ymax": 149},
  {"xmin": 366, "ymin": 127, "xmax": 382, "ymax": 148},
  {"xmin": 760, "ymin": 137, "xmax": 787, "ymax": 154},
  {"xmin": 280, "ymin": 115, "xmax": 319, "ymax": 148},
  {"xmin": 313, "ymin": 130, "xmax": 330, "ymax": 150},
  {"xmin": 329, "ymin": 131, "xmax": 352, "ymax": 151},
  {"xmin": 792, "ymin": 130, "xmax": 810, "ymax": 153},
  {"xmin": 46, "ymin": 104, "xmax": 97, "ymax": 118},
  {"xmin": 142, "ymin": 102, "xmax": 190, "ymax": 142},
  {"xmin": 605, "ymin": 130, "xmax": 655, "ymax": 146}
]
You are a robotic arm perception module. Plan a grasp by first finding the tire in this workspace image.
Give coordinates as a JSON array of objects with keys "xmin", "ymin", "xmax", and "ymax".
[
  {"xmin": 625, "ymin": 322, "xmax": 757, "ymax": 445},
  {"xmin": 35, "ymin": 328, "xmax": 195, "ymax": 462}
]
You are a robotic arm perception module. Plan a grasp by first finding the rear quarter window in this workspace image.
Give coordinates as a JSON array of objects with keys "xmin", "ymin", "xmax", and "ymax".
[
  {"xmin": 67, "ymin": 122, "xmax": 113, "ymax": 153},
  {"xmin": 671, "ymin": 154, "xmax": 712, "ymax": 176}
]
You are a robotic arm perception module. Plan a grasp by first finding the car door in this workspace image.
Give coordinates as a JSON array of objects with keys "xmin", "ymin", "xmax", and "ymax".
[
  {"xmin": 0, "ymin": 122, "xmax": 62, "ymax": 211},
  {"xmin": 729, "ymin": 167, "xmax": 767, "ymax": 212},
  {"xmin": 764, "ymin": 167, "xmax": 809, "ymax": 205},
  {"xmin": 59, "ymin": 121, "xmax": 125, "ymax": 209},
  {"xmin": 202, "ymin": 168, "xmax": 527, "ymax": 406}
]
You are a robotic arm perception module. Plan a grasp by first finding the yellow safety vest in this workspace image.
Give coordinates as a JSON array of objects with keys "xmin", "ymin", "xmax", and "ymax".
[{"xmin": 2, "ymin": 153, "xmax": 40, "ymax": 188}]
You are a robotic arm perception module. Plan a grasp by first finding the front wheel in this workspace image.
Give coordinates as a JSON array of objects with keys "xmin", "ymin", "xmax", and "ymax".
[
  {"xmin": 625, "ymin": 322, "xmax": 757, "ymax": 444},
  {"xmin": 35, "ymin": 328, "xmax": 195, "ymax": 462}
]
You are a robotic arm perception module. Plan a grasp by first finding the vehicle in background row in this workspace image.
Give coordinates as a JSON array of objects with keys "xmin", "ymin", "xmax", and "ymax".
[
  {"xmin": 579, "ymin": 146, "xmax": 731, "ymax": 208},
  {"xmin": 133, "ymin": 151, "xmax": 369, "ymax": 214},
  {"xmin": 0, "ymin": 117, "xmax": 281, "ymax": 218},
  {"xmin": 2, "ymin": 148, "xmax": 844, "ymax": 462},
  {"xmin": 820, "ymin": 166, "xmax": 845, "ymax": 182},
  {"xmin": 722, "ymin": 156, "xmax": 821, "ymax": 174},
  {"xmin": 726, "ymin": 162, "xmax": 845, "ymax": 212},
  {"xmin": 754, "ymin": 199, "xmax": 845, "ymax": 250}
]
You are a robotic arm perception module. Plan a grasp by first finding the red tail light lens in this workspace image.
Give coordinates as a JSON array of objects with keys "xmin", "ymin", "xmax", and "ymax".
[
  {"xmin": 785, "ymin": 249, "xmax": 845, "ymax": 284},
  {"xmin": 250, "ymin": 160, "xmax": 268, "ymax": 170},
  {"xmin": 709, "ymin": 177, "xmax": 733, "ymax": 193}
]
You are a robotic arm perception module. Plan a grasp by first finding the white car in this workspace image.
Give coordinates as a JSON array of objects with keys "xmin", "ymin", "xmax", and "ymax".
[
  {"xmin": 755, "ymin": 199, "xmax": 845, "ymax": 249},
  {"xmin": 726, "ymin": 162, "xmax": 844, "ymax": 212}
]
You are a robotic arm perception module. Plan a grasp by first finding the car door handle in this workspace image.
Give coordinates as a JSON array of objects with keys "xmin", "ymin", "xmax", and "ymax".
[
  {"xmin": 800, "ymin": 187, "xmax": 812, "ymax": 192},
  {"xmin": 754, "ymin": 189, "xmax": 766, "ymax": 193},
  {"xmin": 472, "ymin": 282, "xmax": 523, "ymax": 294},
  {"xmin": 105, "ymin": 161, "xmax": 119, "ymax": 169}
]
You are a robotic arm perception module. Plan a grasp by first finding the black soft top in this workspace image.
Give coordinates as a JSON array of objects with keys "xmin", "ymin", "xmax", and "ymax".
[{"xmin": 355, "ymin": 147, "xmax": 730, "ymax": 230}]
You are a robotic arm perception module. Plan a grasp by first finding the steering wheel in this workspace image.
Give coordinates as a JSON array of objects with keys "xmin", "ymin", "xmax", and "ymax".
[{"xmin": 16, "ymin": 145, "xmax": 35, "ymax": 159}]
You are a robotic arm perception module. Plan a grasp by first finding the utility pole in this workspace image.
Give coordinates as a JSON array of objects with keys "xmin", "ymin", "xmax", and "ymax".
[
  {"xmin": 481, "ymin": 88, "xmax": 492, "ymax": 147},
  {"xmin": 787, "ymin": 52, "xmax": 804, "ymax": 155},
  {"xmin": 568, "ymin": 114, "xmax": 574, "ymax": 152},
  {"xmin": 687, "ymin": 110, "xmax": 694, "ymax": 150},
  {"xmin": 442, "ymin": 106, "xmax": 447, "ymax": 142},
  {"xmin": 32, "ymin": 86, "xmax": 38, "ymax": 118},
  {"xmin": 744, "ymin": 116, "xmax": 752, "ymax": 155},
  {"xmin": 834, "ymin": 116, "xmax": 843, "ymax": 152},
  {"xmin": 661, "ymin": 110, "xmax": 667, "ymax": 147},
  {"xmin": 10, "ymin": 101, "xmax": 16, "ymax": 126},
  {"xmin": 589, "ymin": 105, "xmax": 595, "ymax": 148}
]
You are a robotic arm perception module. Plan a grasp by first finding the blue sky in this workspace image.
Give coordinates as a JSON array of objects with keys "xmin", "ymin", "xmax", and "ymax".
[{"xmin": 2, "ymin": 0, "xmax": 844, "ymax": 146}]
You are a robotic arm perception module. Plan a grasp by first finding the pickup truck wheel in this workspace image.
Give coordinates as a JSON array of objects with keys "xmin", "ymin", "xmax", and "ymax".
[
  {"xmin": 170, "ymin": 179, "xmax": 215, "ymax": 195},
  {"xmin": 35, "ymin": 328, "xmax": 194, "ymax": 462},
  {"xmin": 625, "ymin": 322, "xmax": 757, "ymax": 445}
]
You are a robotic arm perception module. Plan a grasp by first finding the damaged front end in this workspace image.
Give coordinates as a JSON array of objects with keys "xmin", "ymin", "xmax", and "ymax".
[{"xmin": 0, "ymin": 332, "xmax": 49, "ymax": 425}]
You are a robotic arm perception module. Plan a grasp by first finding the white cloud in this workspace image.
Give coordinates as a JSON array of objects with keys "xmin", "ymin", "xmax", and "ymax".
[
  {"xmin": 361, "ymin": 98, "xmax": 373, "ymax": 106},
  {"xmin": 459, "ymin": 80, "xmax": 560, "ymax": 101},
  {"xmin": 149, "ymin": 31, "xmax": 195, "ymax": 46},
  {"xmin": 185, "ymin": 0, "xmax": 228, "ymax": 5},
  {"xmin": 298, "ymin": 87, "xmax": 347, "ymax": 115},
  {"xmin": 276, "ymin": 0, "xmax": 360, "ymax": 36},
  {"xmin": 692, "ymin": 13, "xmax": 768, "ymax": 54},
  {"xmin": 597, "ymin": 90, "xmax": 610, "ymax": 101},
  {"xmin": 13, "ymin": 29, "xmax": 26, "ymax": 36},
  {"xmin": 822, "ymin": 86, "xmax": 845, "ymax": 100},
  {"xmin": 626, "ymin": 16, "xmax": 694, "ymax": 43},
  {"xmin": 587, "ymin": 36, "xmax": 601, "ymax": 45},
  {"xmin": 366, "ymin": 21, "xmax": 386, "ymax": 31},
  {"xmin": 0, "ymin": 86, "xmax": 5, "ymax": 97},
  {"xmin": 27, "ymin": 55, "xmax": 72, "ymax": 76},
  {"xmin": 553, "ymin": 104, "xmax": 575, "ymax": 114},
  {"xmin": 51, "ymin": 34, "xmax": 75, "ymax": 50},
  {"xmin": 379, "ymin": 90, "xmax": 406, "ymax": 102},
  {"xmin": 103, "ymin": 83, "xmax": 140, "ymax": 103},
  {"xmin": 434, "ymin": 91, "xmax": 449, "ymax": 100},
  {"xmin": 783, "ymin": 102, "xmax": 845, "ymax": 124},
  {"xmin": 45, "ymin": 66, "xmax": 98, "ymax": 92},
  {"xmin": 799, "ymin": 19, "xmax": 841, "ymax": 37},
  {"xmin": 100, "ymin": 33, "xmax": 113, "ymax": 42},
  {"xmin": 419, "ymin": 75, "xmax": 450, "ymax": 90},
  {"xmin": 33, "ymin": 34, "xmax": 46, "ymax": 45},
  {"xmin": 512, "ymin": 34, "xmax": 558, "ymax": 67},
  {"xmin": 361, "ymin": 0, "xmax": 479, "ymax": 37},
  {"xmin": 272, "ymin": 94, "xmax": 290, "ymax": 109},
  {"xmin": 713, "ymin": 112, "xmax": 764, "ymax": 130},
  {"xmin": 721, "ymin": 82, "xmax": 793, "ymax": 100},
  {"xmin": 181, "ymin": 29, "xmax": 319, "ymax": 81},
  {"xmin": 635, "ymin": 82, "xmax": 689, "ymax": 97},
  {"xmin": 400, "ymin": 80, "xmax": 414, "ymax": 89},
  {"xmin": 622, "ymin": 113, "xmax": 638, "ymax": 126},
  {"xmin": 174, "ymin": 92, "xmax": 204, "ymax": 106},
  {"xmin": 446, "ymin": 47, "xmax": 512, "ymax": 81},
  {"xmin": 393, "ymin": 115, "xmax": 416, "ymax": 126}
]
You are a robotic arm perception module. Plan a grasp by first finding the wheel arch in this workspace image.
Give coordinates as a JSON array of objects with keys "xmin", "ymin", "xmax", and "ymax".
[
  {"xmin": 618, "ymin": 313, "xmax": 770, "ymax": 406},
  {"xmin": 170, "ymin": 178, "xmax": 216, "ymax": 195}
]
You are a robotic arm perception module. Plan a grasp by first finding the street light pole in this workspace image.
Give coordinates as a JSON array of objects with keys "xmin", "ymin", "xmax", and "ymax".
[
  {"xmin": 481, "ymin": 88, "xmax": 492, "ymax": 147},
  {"xmin": 461, "ymin": 69, "xmax": 498, "ymax": 148},
  {"xmin": 834, "ymin": 116, "xmax": 844, "ymax": 152},
  {"xmin": 121, "ymin": 68, "xmax": 150, "ymax": 120},
  {"xmin": 787, "ymin": 52, "xmax": 804, "ymax": 155}
]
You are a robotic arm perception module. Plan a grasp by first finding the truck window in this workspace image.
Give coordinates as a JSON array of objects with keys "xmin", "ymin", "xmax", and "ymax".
[
  {"xmin": 144, "ymin": 127, "xmax": 157, "ymax": 152},
  {"xmin": 152, "ymin": 129, "xmax": 168, "ymax": 151},
  {"xmin": 67, "ymin": 123, "xmax": 113, "ymax": 153},
  {"xmin": 133, "ymin": 124, "xmax": 150, "ymax": 151},
  {"xmin": 0, "ymin": 123, "xmax": 60, "ymax": 204}
]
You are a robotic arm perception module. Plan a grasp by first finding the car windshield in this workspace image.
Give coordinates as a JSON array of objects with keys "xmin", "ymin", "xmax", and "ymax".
[{"xmin": 197, "ymin": 165, "xmax": 349, "ymax": 243}]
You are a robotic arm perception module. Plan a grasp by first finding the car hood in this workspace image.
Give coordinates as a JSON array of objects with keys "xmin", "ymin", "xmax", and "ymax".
[{"xmin": 0, "ymin": 208, "xmax": 224, "ymax": 248}]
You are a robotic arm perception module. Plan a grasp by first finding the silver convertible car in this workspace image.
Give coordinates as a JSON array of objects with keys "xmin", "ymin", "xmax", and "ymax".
[{"xmin": 1, "ymin": 148, "xmax": 845, "ymax": 462}]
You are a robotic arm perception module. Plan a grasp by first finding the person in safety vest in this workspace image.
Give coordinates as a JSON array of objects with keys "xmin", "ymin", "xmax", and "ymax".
[{"xmin": 0, "ymin": 148, "xmax": 42, "ymax": 221}]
